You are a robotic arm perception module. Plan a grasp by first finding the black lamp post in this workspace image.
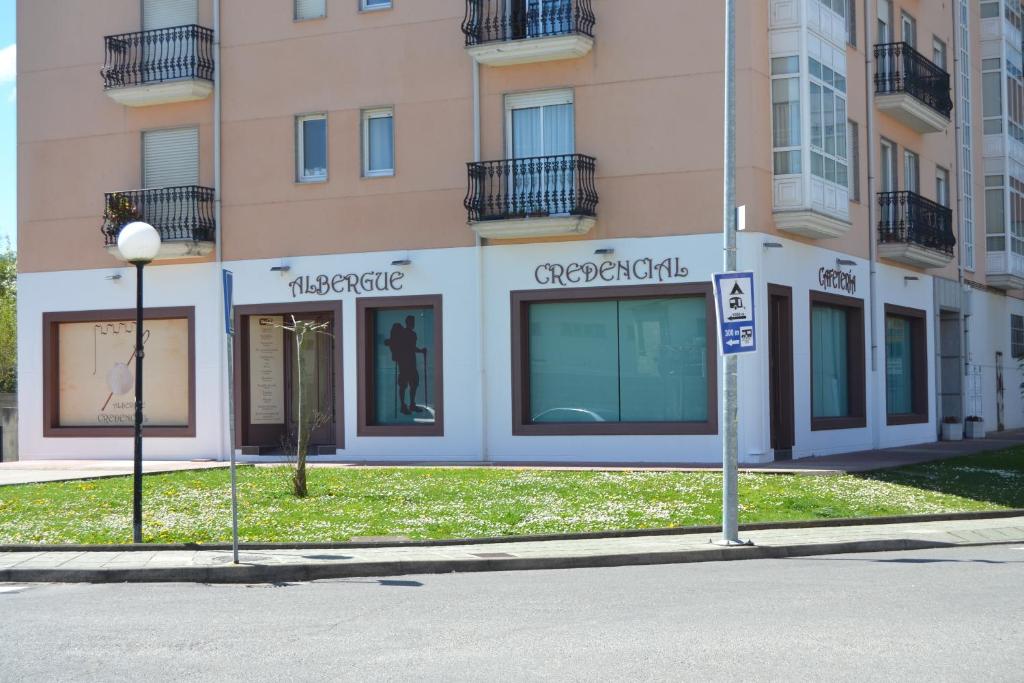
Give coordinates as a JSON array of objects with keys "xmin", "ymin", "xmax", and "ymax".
[{"xmin": 116, "ymin": 221, "xmax": 161, "ymax": 544}]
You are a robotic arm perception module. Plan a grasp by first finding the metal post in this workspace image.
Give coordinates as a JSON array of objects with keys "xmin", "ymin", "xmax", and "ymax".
[
  {"xmin": 721, "ymin": 0, "xmax": 740, "ymax": 545},
  {"xmin": 227, "ymin": 332, "xmax": 239, "ymax": 565},
  {"xmin": 132, "ymin": 261, "xmax": 145, "ymax": 544}
]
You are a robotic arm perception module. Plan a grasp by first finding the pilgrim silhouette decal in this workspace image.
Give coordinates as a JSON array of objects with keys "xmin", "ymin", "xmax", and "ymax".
[{"xmin": 375, "ymin": 308, "xmax": 435, "ymax": 425}]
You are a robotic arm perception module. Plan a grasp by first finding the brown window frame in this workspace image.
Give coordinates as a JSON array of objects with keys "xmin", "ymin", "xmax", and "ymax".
[
  {"xmin": 232, "ymin": 301, "xmax": 345, "ymax": 452},
  {"xmin": 357, "ymin": 295, "xmax": 444, "ymax": 437},
  {"xmin": 809, "ymin": 291, "xmax": 866, "ymax": 431},
  {"xmin": 511, "ymin": 283, "xmax": 718, "ymax": 437},
  {"xmin": 42, "ymin": 307, "xmax": 197, "ymax": 438},
  {"xmin": 884, "ymin": 304, "xmax": 929, "ymax": 425}
]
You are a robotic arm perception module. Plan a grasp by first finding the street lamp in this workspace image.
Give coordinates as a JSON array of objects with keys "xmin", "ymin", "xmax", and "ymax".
[{"xmin": 117, "ymin": 221, "xmax": 161, "ymax": 544}]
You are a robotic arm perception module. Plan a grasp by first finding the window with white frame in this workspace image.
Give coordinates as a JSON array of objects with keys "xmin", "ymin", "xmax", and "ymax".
[
  {"xmin": 809, "ymin": 57, "xmax": 848, "ymax": 189},
  {"xmin": 363, "ymin": 108, "xmax": 395, "ymax": 177},
  {"xmin": 903, "ymin": 150, "xmax": 919, "ymax": 193},
  {"xmin": 936, "ymin": 166, "xmax": 950, "ymax": 207},
  {"xmin": 983, "ymin": 57, "xmax": 1004, "ymax": 135},
  {"xmin": 1006, "ymin": 46, "xmax": 1024, "ymax": 143},
  {"xmin": 959, "ymin": 0, "xmax": 976, "ymax": 271},
  {"xmin": 771, "ymin": 57, "xmax": 801, "ymax": 176},
  {"xmin": 296, "ymin": 114, "xmax": 327, "ymax": 182},
  {"xmin": 932, "ymin": 37, "xmax": 946, "ymax": 71},
  {"xmin": 848, "ymin": 120, "xmax": 859, "ymax": 201},
  {"xmin": 980, "ymin": 1, "xmax": 999, "ymax": 20},
  {"xmin": 361, "ymin": 0, "xmax": 391, "ymax": 10},
  {"xmin": 295, "ymin": 0, "xmax": 326, "ymax": 20},
  {"xmin": 846, "ymin": 0, "xmax": 857, "ymax": 46},
  {"xmin": 813, "ymin": 0, "xmax": 845, "ymax": 19},
  {"xmin": 1012, "ymin": 314, "xmax": 1024, "ymax": 359}
]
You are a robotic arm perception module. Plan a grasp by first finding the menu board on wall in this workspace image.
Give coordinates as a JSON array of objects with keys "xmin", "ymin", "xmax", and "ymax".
[
  {"xmin": 57, "ymin": 318, "xmax": 190, "ymax": 427},
  {"xmin": 249, "ymin": 316, "xmax": 285, "ymax": 425}
]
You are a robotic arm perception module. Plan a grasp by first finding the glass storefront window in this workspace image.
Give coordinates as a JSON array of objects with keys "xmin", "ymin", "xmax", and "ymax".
[
  {"xmin": 371, "ymin": 307, "xmax": 437, "ymax": 426},
  {"xmin": 811, "ymin": 304, "xmax": 850, "ymax": 419},
  {"xmin": 527, "ymin": 297, "xmax": 708, "ymax": 424},
  {"xmin": 885, "ymin": 316, "xmax": 913, "ymax": 415}
]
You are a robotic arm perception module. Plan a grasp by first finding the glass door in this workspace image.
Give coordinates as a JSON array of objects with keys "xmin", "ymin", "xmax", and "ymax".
[
  {"xmin": 286, "ymin": 314, "xmax": 336, "ymax": 449},
  {"xmin": 508, "ymin": 93, "xmax": 575, "ymax": 216}
]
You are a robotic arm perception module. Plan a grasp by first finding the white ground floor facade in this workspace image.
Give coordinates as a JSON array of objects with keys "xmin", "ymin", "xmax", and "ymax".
[{"xmin": 16, "ymin": 232, "xmax": 1024, "ymax": 464}]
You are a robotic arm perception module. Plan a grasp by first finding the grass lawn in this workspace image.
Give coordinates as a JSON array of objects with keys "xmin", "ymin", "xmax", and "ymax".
[{"xmin": 1, "ymin": 449, "xmax": 1022, "ymax": 545}]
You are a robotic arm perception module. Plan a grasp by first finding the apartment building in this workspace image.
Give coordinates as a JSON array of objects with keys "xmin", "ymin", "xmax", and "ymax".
[{"xmin": 15, "ymin": 0, "xmax": 1024, "ymax": 464}]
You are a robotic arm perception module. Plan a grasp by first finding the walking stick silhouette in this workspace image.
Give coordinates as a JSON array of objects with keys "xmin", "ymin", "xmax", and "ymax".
[
  {"xmin": 394, "ymin": 361, "xmax": 399, "ymax": 418},
  {"xmin": 421, "ymin": 348, "xmax": 429, "ymax": 411}
]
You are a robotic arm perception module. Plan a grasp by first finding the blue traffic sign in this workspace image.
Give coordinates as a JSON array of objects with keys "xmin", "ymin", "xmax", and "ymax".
[{"xmin": 713, "ymin": 271, "xmax": 757, "ymax": 355}]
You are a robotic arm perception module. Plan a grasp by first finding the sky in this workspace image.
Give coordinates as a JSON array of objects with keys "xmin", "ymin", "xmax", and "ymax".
[{"xmin": 0, "ymin": 0, "xmax": 14, "ymax": 251}]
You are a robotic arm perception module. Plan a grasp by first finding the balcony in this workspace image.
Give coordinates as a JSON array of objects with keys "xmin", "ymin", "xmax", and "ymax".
[
  {"xmin": 874, "ymin": 42, "xmax": 952, "ymax": 133},
  {"xmin": 987, "ymin": 250, "xmax": 1024, "ymax": 290},
  {"xmin": 101, "ymin": 25, "xmax": 214, "ymax": 107},
  {"xmin": 465, "ymin": 154, "xmax": 598, "ymax": 238},
  {"xmin": 462, "ymin": 0, "xmax": 595, "ymax": 66},
  {"xmin": 102, "ymin": 186, "xmax": 216, "ymax": 260},
  {"xmin": 877, "ymin": 191, "xmax": 956, "ymax": 268}
]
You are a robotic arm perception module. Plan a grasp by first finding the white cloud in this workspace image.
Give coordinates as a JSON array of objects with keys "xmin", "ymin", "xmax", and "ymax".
[{"xmin": 0, "ymin": 44, "xmax": 14, "ymax": 85}]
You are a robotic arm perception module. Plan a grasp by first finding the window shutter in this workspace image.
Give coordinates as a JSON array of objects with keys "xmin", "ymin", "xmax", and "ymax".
[
  {"xmin": 143, "ymin": 128, "xmax": 199, "ymax": 188},
  {"xmin": 143, "ymin": 0, "xmax": 198, "ymax": 30},
  {"xmin": 295, "ymin": 0, "xmax": 326, "ymax": 20}
]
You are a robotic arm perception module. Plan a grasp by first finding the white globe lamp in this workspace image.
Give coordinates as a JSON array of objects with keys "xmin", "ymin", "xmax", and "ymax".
[{"xmin": 117, "ymin": 221, "xmax": 161, "ymax": 264}]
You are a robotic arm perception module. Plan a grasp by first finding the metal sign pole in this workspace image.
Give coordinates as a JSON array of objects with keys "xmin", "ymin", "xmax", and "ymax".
[
  {"xmin": 720, "ymin": 0, "xmax": 742, "ymax": 546},
  {"xmin": 223, "ymin": 269, "xmax": 239, "ymax": 565}
]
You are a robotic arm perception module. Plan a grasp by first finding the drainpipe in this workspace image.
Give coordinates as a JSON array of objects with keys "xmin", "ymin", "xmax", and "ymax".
[
  {"xmin": 950, "ymin": 0, "xmax": 968, "ymax": 426},
  {"xmin": 213, "ymin": 0, "xmax": 226, "ymax": 458},
  {"xmin": 864, "ymin": 1, "xmax": 880, "ymax": 448},
  {"xmin": 473, "ymin": 58, "xmax": 489, "ymax": 463}
]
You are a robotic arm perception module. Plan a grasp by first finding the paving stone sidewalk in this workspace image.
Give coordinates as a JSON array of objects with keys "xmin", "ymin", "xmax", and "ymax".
[{"xmin": 2, "ymin": 515, "xmax": 1022, "ymax": 584}]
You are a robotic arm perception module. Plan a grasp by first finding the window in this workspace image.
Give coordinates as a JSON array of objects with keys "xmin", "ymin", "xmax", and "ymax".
[
  {"xmin": 511, "ymin": 284, "xmax": 717, "ymax": 436},
  {"xmin": 771, "ymin": 57, "xmax": 801, "ymax": 175},
  {"xmin": 980, "ymin": 1, "xmax": 1000, "ymax": 19},
  {"xmin": 932, "ymin": 38, "xmax": 946, "ymax": 70},
  {"xmin": 885, "ymin": 305, "xmax": 927, "ymax": 425},
  {"xmin": 362, "ymin": 108, "xmax": 394, "ymax": 177},
  {"xmin": 814, "ymin": 0, "xmax": 844, "ymax": 18},
  {"xmin": 296, "ymin": 114, "xmax": 327, "ymax": 182},
  {"xmin": 903, "ymin": 150, "xmax": 919, "ymax": 193},
  {"xmin": 43, "ymin": 308, "xmax": 196, "ymax": 438},
  {"xmin": 983, "ymin": 57, "xmax": 1003, "ymax": 135},
  {"xmin": 295, "ymin": 0, "xmax": 326, "ymax": 20},
  {"xmin": 936, "ymin": 166, "xmax": 950, "ymax": 207},
  {"xmin": 959, "ymin": 0, "xmax": 976, "ymax": 271},
  {"xmin": 877, "ymin": 0, "xmax": 892, "ymax": 43},
  {"xmin": 846, "ymin": 0, "xmax": 857, "ymax": 46},
  {"xmin": 1006, "ymin": 47, "xmax": 1024, "ymax": 143},
  {"xmin": 361, "ymin": 0, "xmax": 391, "ymax": 9},
  {"xmin": 880, "ymin": 138, "xmax": 896, "ymax": 192},
  {"xmin": 357, "ymin": 296, "xmax": 442, "ymax": 436},
  {"xmin": 808, "ymin": 57, "xmax": 848, "ymax": 188},
  {"xmin": 900, "ymin": 12, "xmax": 916, "ymax": 47},
  {"xmin": 848, "ymin": 120, "xmax": 860, "ymax": 201},
  {"xmin": 1012, "ymin": 314, "xmax": 1024, "ymax": 359},
  {"xmin": 987, "ymin": 174, "xmax": 1006, "ymax": 251},
  {"xmin": 810, "ymin": 292, "xmax": 865, "ymax": 431}
]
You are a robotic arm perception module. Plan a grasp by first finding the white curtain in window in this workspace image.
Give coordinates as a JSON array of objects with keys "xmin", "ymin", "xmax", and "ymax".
[{"xmin": 368, "ymin": 115, "xmax": 394, "ymax": 173}]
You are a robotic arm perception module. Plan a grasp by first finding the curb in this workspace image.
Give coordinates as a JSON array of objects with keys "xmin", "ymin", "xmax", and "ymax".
[
  {"xmin": 3, "ymin": 537, "xmax": 1019, "ymax": 584},
  {"xmin": 4, "ymin": 508, "xmax": 1023, "ymax": 553}
]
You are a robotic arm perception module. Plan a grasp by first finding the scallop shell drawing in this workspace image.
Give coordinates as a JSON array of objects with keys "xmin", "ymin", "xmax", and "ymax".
[{"xmin": 106, "ymin": 363, "xmax": 134, "ymax": 396}]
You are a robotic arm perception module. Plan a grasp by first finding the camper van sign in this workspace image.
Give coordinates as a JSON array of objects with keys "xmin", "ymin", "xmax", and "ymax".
[{"xmin": 712, "ymin": 271, "xmax": 758, "ymax": 356}]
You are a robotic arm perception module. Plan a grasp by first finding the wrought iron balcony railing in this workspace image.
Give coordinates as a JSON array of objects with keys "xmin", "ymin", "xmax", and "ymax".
[
  {"xmin": 102, "ymin": 25, "xmax": 215, "ymax": 89},
  {"xmin": 877, "ymin": 191, "xmax": 956, "ymax": 256},
  {"xmin": 874, "ymin": 42, "xmax": 952, "ymax": 118},
  {"xmin": 462, "ymin": 0, "xmax": 595, "ymax": 46},
  {"xmin": 465, "ymin": 154, "xmax": 597, "ymax": 223},
  {"xmin": 102, "ymin": 186, "xmax": 216, "ymax": 246}
]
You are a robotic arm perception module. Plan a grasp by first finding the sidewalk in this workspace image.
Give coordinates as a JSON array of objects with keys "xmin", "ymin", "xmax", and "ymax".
[
  {"xmin": 0, "ymin": 460, "xmax": 229, "ymax": 486},
  {"xmin": 2, "ymin": 515, "xmax": 1022, "ymax": 584}
]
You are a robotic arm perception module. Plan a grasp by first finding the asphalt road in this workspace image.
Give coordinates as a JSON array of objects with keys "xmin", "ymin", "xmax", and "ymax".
[{"xmin": 1, "ymin": 545, "xmax": 1022, "ymax": 682}]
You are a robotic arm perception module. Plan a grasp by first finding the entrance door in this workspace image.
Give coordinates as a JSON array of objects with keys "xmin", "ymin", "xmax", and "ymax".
[
  {"xmin": 996, "ymin": 351, "xmax": 1005, "ymax": 431},
  {"xmin": 768, "ymin": 285, "xmax": 795, "ymax": 460},
  {"xmin": 938, "ymin": 310, "xmax": 962, "ymax": 434},
  {"xmin": 241, "ymin": 312, "xmax": 337, "ymax": 453}
]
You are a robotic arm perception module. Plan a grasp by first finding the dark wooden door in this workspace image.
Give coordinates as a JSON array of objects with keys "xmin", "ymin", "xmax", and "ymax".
[{"xmin": 768, "ymin": 285, "xmax": 795, "ymax": 459}]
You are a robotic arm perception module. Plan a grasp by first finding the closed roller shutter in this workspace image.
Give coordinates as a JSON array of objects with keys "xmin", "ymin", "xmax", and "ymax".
[
  {"xmin": 143, "ymin": 0, "xmax": 198, "ymax": 31},
  {"xmin": 143, "ymin": 127, "xmax": 199, "ymax": 188},
  {"xmin": 295, "ymin": 0, "xmax": 326, "ymax": 20}
]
